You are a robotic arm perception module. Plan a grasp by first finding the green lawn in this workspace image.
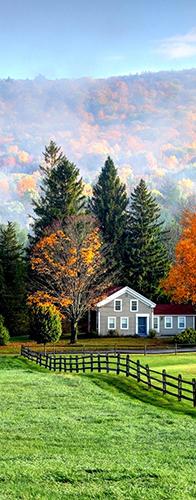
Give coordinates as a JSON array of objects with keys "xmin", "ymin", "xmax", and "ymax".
[
  {"xmin": 132, "ymin": 353, "xmax": 196, "ymax": 379},
  {"xmin": 0, "ymin": 335, "xmax": 174, "ymax": 355},
  {"xmin": 0, "ymin": 356, "xmax": 196, "ymax": 499}
]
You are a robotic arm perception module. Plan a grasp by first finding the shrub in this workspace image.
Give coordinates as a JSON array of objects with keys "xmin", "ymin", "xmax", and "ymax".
[
  {"xmin": 175, "ymin": 328, "xmax": 196, "ymax": 345},
  {"xmin": 29, "ymin": 305, "xmax": 62, "ymax": 349},
  {"xmin": 149, "ymin": 329, "xmax": 157, "ymax": 338},
  {"xmin": 0, "ymin": 315, "xmax": 10, "ymax": 345},
  {"xmin": 107, "ymin": 329, "xmax": 120, "ymax": 337},
  {"xmin": 89, "ymin": 330, "xmax": 99, "ymax": 338}
]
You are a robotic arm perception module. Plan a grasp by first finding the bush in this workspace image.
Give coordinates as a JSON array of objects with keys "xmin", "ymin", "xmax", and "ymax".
[
  {"xmin": 29, "ymin": 305, "xmax": 62, "ymax": 347},
  {"xmin": 149, "ymin": 329, "xmax": 157, "ymax": 338},
  {"xmin": 107, "ymin": 329, "xmax": 120, "ymax": 337},
  {"xmin": 0, "ymin": 315, "xmax": 10, "ymax": 345},
  {"xmin": 89, "ymin": 330, "xmax": 99, "ymax": 338},
  {"xmin": 175, "ymin": 328, "xmax": 196, "ymax": 345}
]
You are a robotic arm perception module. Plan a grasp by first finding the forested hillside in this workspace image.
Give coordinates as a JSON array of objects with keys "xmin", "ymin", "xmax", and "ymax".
[{"xmin": 0, "ymin": 69, "xmax": 195, "ymax": 226}]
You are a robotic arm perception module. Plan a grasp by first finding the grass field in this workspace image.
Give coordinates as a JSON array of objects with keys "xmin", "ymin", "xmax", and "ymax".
[
  {"xmin": 0, "ymin": 335, "xmax": 174, "ymax": 355},
  {"xmin": 0, "ymin": 355, "xmax": 196, "ymax": 499},
  {"xmin": 132, "ymin": 353, "xmax": 196, "ymax": 380}
]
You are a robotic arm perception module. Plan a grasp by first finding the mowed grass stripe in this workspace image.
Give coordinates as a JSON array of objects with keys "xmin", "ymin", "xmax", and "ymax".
[{"xmin": 0, "ymin": 356, "xmax": 195, "ymax": 500}]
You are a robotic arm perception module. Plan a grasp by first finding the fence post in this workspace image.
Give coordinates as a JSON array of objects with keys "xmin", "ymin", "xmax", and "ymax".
[
  {"xmin": 146, "ymin": 364, "xmax": 151, "ymax": 389},
  {"xmin": 144, "ymin": 344, "xmax": 147, "ymax": 356},
  {"xmin": 76, "ymin": 355, "xmax": 79, "ymax": 373},
  {"xmin": 106, "ymin": 353, "xmax": 109, "ymax": 373},
  {"xmin": 136, "ymin": 359, "xmax": 140, "ymax": 382},
  {"xmin": 90, "ymin": 354, "xmax": 93, "ymax": 372},
  {"xmin": 178, "ymin": 374, "xmax": 182, "ymax": 401},
  {"xmin": 192, "ymin": 378, "xmax": 196, "ymax": 407},
  {"xmin": 54, "ymin": 356, "xmax": 56, "ymax": 371},
  {"xmin": 49, "ymin": 356, "xmax": 52, "ymax": 371},
  {"xmin": 45, "ymin": 354, "xmax": 48, "ymax": 369},
  {"xmin": 64, "ymin": 357, "xmax": 67, "ymax": 373},
  {"xmin": 82, "ymin": 355, "xmax": 85, "ymax": 373},
  {"xmin": 175, "ymin": 343, "xmax": 177, "ymax": 355},
  {"xmin": 39, "ymin": 353, "xmax": 42, "ymax": 366},
  {"xmin": 98, "ymin": 354, "xmax": 101, "ymax": 373},
  {"xmin": 70, "ymin": 355, "xmax": 72, "ymax": 373},
  {"xmin": 126, "ymin": 355, "xmax": 130, "ymax": 377},
  {"xmin": 117, "ymin": 353, "xmax": 120, "ymax": 375},
  {"xmin": 162, "ymin": 369, "xmax": 167, "ymax": 394},
  {"xmin": 59, "ymin": 355, "xmax": 62, "ymax": 372}
]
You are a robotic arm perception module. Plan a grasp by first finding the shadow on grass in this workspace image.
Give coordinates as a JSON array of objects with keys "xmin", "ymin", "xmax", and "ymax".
[
  {"xmin": 87, "ymin": 373, "xmax": 196, "ymax": 418},
  {"xmin": 1, "ymin": 356, "xmax": 195, "ymax": 417}
]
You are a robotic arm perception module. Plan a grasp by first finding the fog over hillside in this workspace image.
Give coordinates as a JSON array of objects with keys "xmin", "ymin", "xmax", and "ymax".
[{"xmin": 0, "ymin": 69, "xmax": 195, "ymax": 227}]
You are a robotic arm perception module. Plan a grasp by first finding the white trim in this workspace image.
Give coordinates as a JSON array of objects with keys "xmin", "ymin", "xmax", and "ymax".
[
  {"xmin": 108, "ymin": 317, "xmax": 116, "ymax": 330},
  {"xmin": 164, "ymin": 316, "xmax": 173, "ymax": 329},
  {"xmin": 136, "ymin": 314, "xmax": 150, "ymax": 335},
  {"xmin": 98, "ymin": 310, "xmax": 100, "ymax": 335},
  {"xmin": 114, "ymin": 299, "xmax": 122, "ymax": 312},
  {"xmin": 153, "ymin": 315, "xmax": 160, "ymax": 332},
  {"xmin": 96, "ymin": 286, "xmax": 156, "ymax": 308},
  {"xmin": 178, "ymin": 316, "xmax": 186, "ymax": 329},
  {"xmin": 120, "ymin": 317, "xmax": 129, "ymax": 330},
  {"xmin": 151, "ymin": 309, "xmax": 154, "ymax": 329},
  {"xmin": 130, "ymin": 299, "xmax": 138, "ymax": 312}
]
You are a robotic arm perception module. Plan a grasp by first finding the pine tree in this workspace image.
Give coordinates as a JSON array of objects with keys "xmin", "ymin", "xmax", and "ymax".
[
  {"xmin": 90, "ymin": 156, "xmax": 128, "ymax": 276},
  {"xmin": 32, "ymin": 141, "xmax": 84, "ymax": 240},
  {"xmin": 0, "ymin": 222, "xmax": 28, "ymax": 336},
  {"xmin": 125, "ymin": 179, "xmax": 169, "ymax": 299}
]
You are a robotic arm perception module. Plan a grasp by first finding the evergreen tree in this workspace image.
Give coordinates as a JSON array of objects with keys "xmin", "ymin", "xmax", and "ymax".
[
  {"xmin": 32, "ymin": 141, "xmax": 84, "ymax": 240},
  {"xmin": 0, "ymin": 222, "xmax": 28, "ymax": 336},
  {"xmin": 90, "ymin": 156, "xmax": 128, "ymax": 276},
  {"xmin": 125, "ymin": 179, "xmax": 169, "ymax": 299}
]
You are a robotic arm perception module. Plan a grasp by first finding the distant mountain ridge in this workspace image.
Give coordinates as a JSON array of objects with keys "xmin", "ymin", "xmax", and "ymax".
[{"xmin": 0, "ymin": 69, "xmax": 195, "ymax": 226}]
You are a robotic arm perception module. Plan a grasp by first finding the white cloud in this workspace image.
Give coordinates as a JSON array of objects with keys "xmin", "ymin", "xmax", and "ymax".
[{"xmin": 156, "ymin": 29, "xmax": 196, "ymax": 59}]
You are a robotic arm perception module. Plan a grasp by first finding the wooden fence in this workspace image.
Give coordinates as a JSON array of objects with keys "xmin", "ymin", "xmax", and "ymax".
[{"xmin": 21, "ymin": 346, "xmax": 196, "ymax": 407}]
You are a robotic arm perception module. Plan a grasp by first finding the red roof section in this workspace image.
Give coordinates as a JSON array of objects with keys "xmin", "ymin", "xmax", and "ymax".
[
  {"xmin": 105, "ymin": 286, "xmax": 123, "ymax": 297},
  {"xmin": 155, "ymin": 304, "xmax": 195, "ymax": 315}
]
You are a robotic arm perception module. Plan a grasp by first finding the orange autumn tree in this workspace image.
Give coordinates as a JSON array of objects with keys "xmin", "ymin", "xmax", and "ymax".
[
  {"xmin": 162, "ymin": 210, "xmax": 196, "ymax": 304},
  {"xmin": 29, "ymin": 215, "xmax": 114, "ymax": 343}
]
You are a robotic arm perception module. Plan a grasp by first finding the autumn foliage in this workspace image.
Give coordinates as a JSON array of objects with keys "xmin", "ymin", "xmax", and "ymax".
[
  {"xmin": 29, "ymin": 215, "xmax": 113, "ymax": 342},
  {"xmin": 162, "ymin": 210, "xmax": 196, "ymax": 304}
]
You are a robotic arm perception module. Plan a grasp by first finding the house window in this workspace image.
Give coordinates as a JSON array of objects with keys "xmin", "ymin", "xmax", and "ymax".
[
  {"xmin": 108, "ymin": 317, "xmax": 116, "ymax": 330},
  {"xmin": 120, "ymin": 317, "xmax": 129, "ymax": 329},
  {"xmin": 130, "ymin": 300, "xmax": 138, "ymax": 312},
  {"xmin": 153, "ymin": 316, "xmax": 160, "ymax": 332},
  {"xmin": 164, "ymin": 316, "xmax": 173, "ymax": 329},
  {"xmin": 178, "ymin": 317, "xmax": 186, "ymax": 329},
  {"xmin": 114, "ymin": 299, "xmax": 122, "ymax": 312}
]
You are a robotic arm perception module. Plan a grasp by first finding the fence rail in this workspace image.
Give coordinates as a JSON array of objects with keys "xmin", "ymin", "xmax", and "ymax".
[{"xmin": 21, "ymin": 346, "xmax": 196, "ymax": 407}]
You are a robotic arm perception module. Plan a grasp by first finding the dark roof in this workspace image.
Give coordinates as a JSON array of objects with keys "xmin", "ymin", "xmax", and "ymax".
[
  {"xmin": 155, "ymin": 304, "xmax": 195, "ymax": 315},
  {"xmin": 105, "ymin": 286, "xmax": 123, "ymax": 296}
]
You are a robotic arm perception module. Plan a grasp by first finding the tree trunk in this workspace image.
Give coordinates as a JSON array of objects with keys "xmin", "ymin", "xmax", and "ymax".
[{"xmin": 70, "ymin": 319, "xmax": 78, "ymax": 344}]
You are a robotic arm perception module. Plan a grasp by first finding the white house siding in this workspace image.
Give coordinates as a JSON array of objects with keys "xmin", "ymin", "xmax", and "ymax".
[
  {"xmin": 158, "ymin": 315, "xmax": 195, "ymax": 336},
  {"xmin": 98, "ymin": 291, "xmax": 154, "ymax": 336}
]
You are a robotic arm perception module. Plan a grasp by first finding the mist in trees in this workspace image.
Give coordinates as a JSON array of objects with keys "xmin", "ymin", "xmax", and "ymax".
[{"xmin": 1, "ymin": 139, "xmax": 191, "ymax": 343}]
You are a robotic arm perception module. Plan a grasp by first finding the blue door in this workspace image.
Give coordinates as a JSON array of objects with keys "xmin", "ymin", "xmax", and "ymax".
[{"xmin": 138, "ymin": 317, "xmax": 147, "ymax": 336}]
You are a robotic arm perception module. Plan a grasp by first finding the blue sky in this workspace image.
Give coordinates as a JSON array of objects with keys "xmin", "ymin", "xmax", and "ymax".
[{"xmin": 0, "ymin": 0, "xmax": 196, "ymax": 79}]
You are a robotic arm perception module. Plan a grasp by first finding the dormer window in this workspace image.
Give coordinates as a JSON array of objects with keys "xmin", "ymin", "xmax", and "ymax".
[
  {"xmin": 114, "ymin": 299, "xmax": 122, "ymax": 312},
  {"xmin": 130, "ymin": 299, "xmax": 138, "ymax": 312}
]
